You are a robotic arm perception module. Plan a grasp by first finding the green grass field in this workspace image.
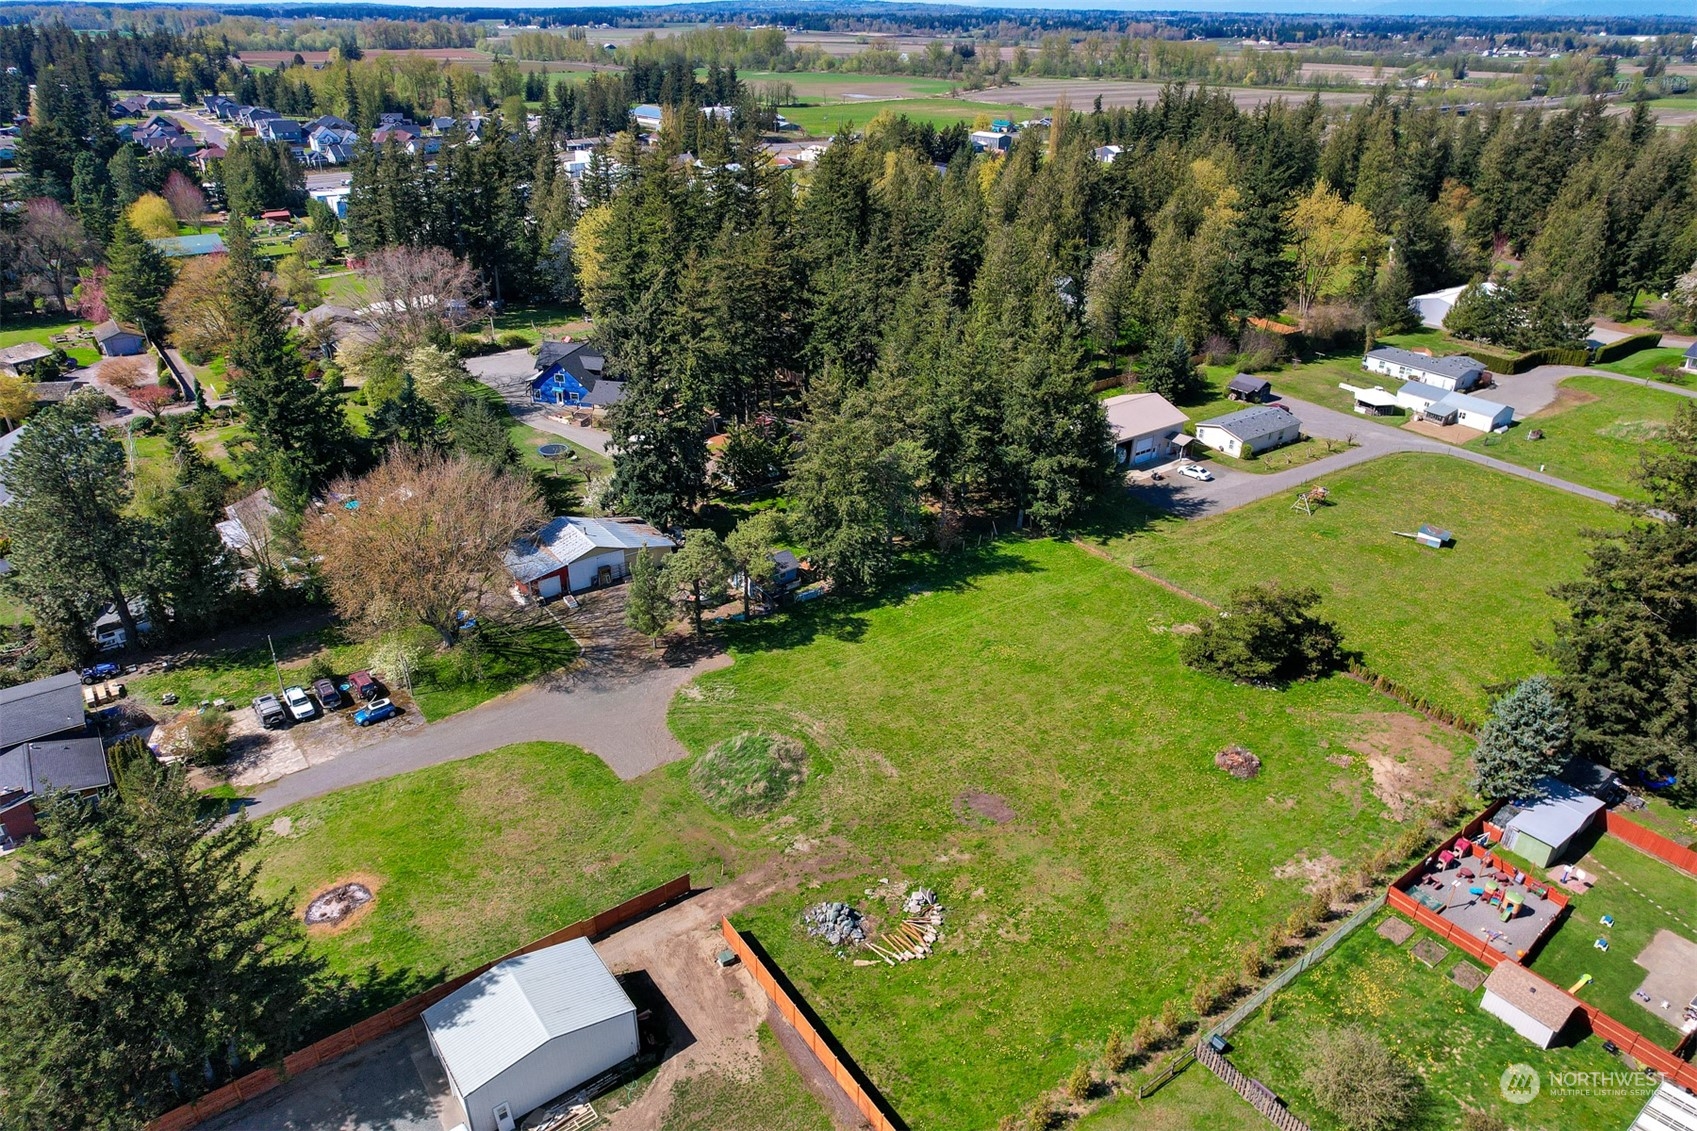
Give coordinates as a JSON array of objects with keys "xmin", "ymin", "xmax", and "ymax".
[
  {"xmin": 1500, "ymin": 833, "xmax": 1697, "ymax": 1046},
  {"xmin": 1078, "ymin": 1068, "xmax": 1253, "ymax": 1129},
  {"xmin": 1224, "ymin": 910, "xmax": 1650, "ymax": 1131},
  {"xmin": 672, "ymin": 537, "xmax": 1470, "ymax": 1129},
  {"xmin": 658, "ymin": 1023, "xmax": 832, "ymax": 1131},
  {"xmin": 1465, "ymin": 376, "xmax": 1689, "ymax": 499},
  {"xmin": 0, "ymin": 312, "xmax": 100, "ymax": 368},
  {"xmin": 1086, "ymin": 453, "xmax": 1613, "ymax": 720},
  {"xmin": 251, "ymin": 742, "xmax": 738, "ymax": 980},
  {"xmin": 782, "ymin": 96, "xmax": 1038, "ymax": 136},
  {"xmin": 739, "ymin": 70, "xmax": 959, "ymax": 98},
  {"xmin": 1594, "ymin": 347, "xmax": 1691, "ymax": 384}
]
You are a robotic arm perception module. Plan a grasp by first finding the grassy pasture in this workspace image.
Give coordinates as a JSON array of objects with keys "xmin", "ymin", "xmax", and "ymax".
[
  {"xmin": 1594, "ymin": 347, "xmax": 1691, "ymax": 384},
  {"xmin": 782, "ymin": 96, "xmax": 1038, "ymax": 136}
]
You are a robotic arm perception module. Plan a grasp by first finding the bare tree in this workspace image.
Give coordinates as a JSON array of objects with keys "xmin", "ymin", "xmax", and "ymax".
[
  {"xmin": 302, "ymin": 449, "xmax": 545, "ymax": 645},
  {"xmin": 99, "ymin": 355, "xmax": 157, "ymax": 392},
  {"xmin": 160, "ymin": 254, "xmax": 236, "ymax": 360},
  {"xmin": 10, "ymin": 199, "xmax": 95, "ymax": 312},
  {"xmin": 161, "ymin": 172, "xmax": 208, "ymax": 233},
  {"xmin": 358, "ymin": 246, "xmax": 481, "ymax": 351}
]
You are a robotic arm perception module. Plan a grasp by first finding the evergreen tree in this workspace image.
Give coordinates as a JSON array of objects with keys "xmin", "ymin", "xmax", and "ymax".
[
  {"xmin": 369, "ymin": 372, "xmax": 443, "ymax": 454},
  {"xmin": 450, "ymin": 396, "xmax": 520, "ymax": 470},
  {"xmin": 223, "ymin": 219, "xmax": 353, "ymax": 496},
  {"xmin": 606, "ymin": 372, "xmax": 709, "ymax": 529},
  {"xmin": 102, "ymin": 218, "xmax": 173, "ymax": 339},
  {"xmin": 0, "ymin": 760, "xmax": 320, "ymax": 1129},
  {"xmin": 70, "ymin": 150, "xmax": 114, "ymax": 246},
  {"xmin": 1471, "ymin": 676, "xmax": 1573, "ymax": 800},
  {"xmin": 726, "ymin": 511, "xmax": 784, "ymax": 618},
  {"xmin": 663, "ymin": 529, "xmax": 732, "ymax": 633},
  {"xmin": 623, "ymin": 547, "xmax": 672, "ymax": 649},
  {"xmin": 1137, "ymin": 335, "xmax": 1206, "ymax": 405}
]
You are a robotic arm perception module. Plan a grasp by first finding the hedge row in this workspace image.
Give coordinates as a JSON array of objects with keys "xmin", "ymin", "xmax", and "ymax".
[
  {"xmin": 1590, "ymin": 331, "xmax": 1662, "ymax": 364},
  {"xmin": 1463, "ymin": 345, "xmax": 1591, "ymax": 374}
]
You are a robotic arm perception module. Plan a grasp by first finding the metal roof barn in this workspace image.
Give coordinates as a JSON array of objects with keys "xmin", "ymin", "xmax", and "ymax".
[{"xmin": 424, "ymin": 937, "xmax": 638, "ymax": 1131}]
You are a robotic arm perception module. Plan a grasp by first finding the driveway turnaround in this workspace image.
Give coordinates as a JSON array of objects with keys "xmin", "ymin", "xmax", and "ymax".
[{"xmin": 1131, "ymin": 393, "xmax": 1621, "ymax": 520}]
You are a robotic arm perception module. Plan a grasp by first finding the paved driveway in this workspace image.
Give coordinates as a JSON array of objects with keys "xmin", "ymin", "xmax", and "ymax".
[
  {"xmin": 1470, "ymin": 365, "xmax": 1697, "ymax": 418},
  {"xmin": 200, "ymin": 1025, "xmax": 463, "ymax": 1131}
]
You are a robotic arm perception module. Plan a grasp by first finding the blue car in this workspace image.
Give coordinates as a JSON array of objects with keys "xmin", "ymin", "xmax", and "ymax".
[
  {"xmin": 353, "ymin": 697, "xmax": 398, "ymax": 727},
  {"xmin": 80, "ymin": 662, "xmax": 121, "ymax": 685}
]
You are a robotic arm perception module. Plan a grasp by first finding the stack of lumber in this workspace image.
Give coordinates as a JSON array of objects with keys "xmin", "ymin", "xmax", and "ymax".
[{"xmin": 863, "ymin": 903, "xmax": 944, "ymax": 966}]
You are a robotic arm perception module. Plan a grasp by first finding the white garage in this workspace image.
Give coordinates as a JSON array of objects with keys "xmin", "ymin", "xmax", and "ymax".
[
  {"xmin": 506, "ymin": 516, "xmax": 674, "ymax": 600},
  {"xmin": 424, "ymin": 938, "xmax": 639, "ymax": 1131}
]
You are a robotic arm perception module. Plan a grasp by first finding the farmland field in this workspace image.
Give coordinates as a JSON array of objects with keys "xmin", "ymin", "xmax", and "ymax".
[
  {"xmin": 672, "ymin": 537, "xmax": 1470, "ymax": 1129},
  {"xmin": 1086, "ymin": 453, "xmax": 1614, "ymax": 720},
  {"xmin": 967, "ymin": 77, "xmax": 1374, "ymax": 111},
  {"xmin": 1224, "ymin": 910, "xmax": 1650, "ymax": 1131},
  {"xmin": 1465, "ymin": 376, "xmax": 1691, "ymax": 499},
  {"xmin": 781, "ymin": 96, "xmax": 1038, "ymax": 135}
]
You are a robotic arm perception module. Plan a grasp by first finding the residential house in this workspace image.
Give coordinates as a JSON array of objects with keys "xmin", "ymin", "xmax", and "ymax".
[
  {"xmin": 0, "ymin": 424, "xmax": 25, "ymax": 506},
  {"xmin": 309, "ymin": 187, "xmax": 351, "ymax": 219},
  {"xmin": 0, "ymin": 341, "xmax": 52, "ymax": 377},
  {"xmin": 296, "ymin": 303, "xmax": 374, "ymax": 358},
  {"xmin": 530, "ymin": 340, "xmax": 624, "ymax": 408},
  {"xmin": 970, "ymin": 129, "xmax": 1013, "ymax": 153},
  {"xmin": 1193, "ymin": 405, "xmax": 1300, "ymax": 459},
  {"xmin": 1226, "ymin": 374, "xmax": 1271, "ymax": 402},
  {"xmin": 238, "ymin": 106, "xmax": 281, "ymax": 128},
  {"xmin": 1393, "ymin": 380, "xmax": 1449, "ymax": 416},
  {"xmin": 149, "ymin": 233, "xmax": 226, "ymax": 258},
  {"xmin": 1423, "ymin": 389, "xmax": 1513, "ymax": 432},
  {"xmin": 92, "ymin": 320, "xmax": 147, "ymax": 357},
  {"xmin": 1102, "ymin": 392, "xmax": 1189, "ymax": 466},
  {"xmin": 423, "ymin": 938, "xmax": 638, "ymax": 1131},
  {"xmin": 192, "ymin": 143, "xmax": 227, "ymax": 172},
  {"xmin": 403, "ymin": 135, "xmax": 442, "ymax": 157},
  {"xmin": 1093, "ymin": 144, "xmax": 1123, "ymax": 163},
  {"xmin": 112, "ymin": 95, "xmax": 153, "ymax": 116},
  {"xmin": 1411, "ymin": 281, "xmax": 1497, "ymax": 329},
  {"xmin": 304, "ymin": 114, "xmax": 355, "ymax": 134},
  {"xmin": 431, "ymin": 115, "xmax": 458, "ymax": 133},
  {"xmin": 1479, "ymin": 962, "xmax": 1581, "ymax": 1049},
  {"xmin": 93, "ymin": 598, "xmax": 152, "ymax": 651},
  {"xmin": 215, "ymin": 487, "xmax": 280, "ymax": 558},
  {"xmin": 1682, "ymin": 342, "xmax": 1697, "ymax": 374},
  {"xmin": 203, "ymin": 94, "xmax": 240, "ymax": 119},
  {"xmin": 734, "ymin": 549, "xmax": 804, "ymax": 604},
  {"xmin": 1488, "ymin": 778, "xmax": 1604, "ymax": 868},
  {"xmin": 0, "ymin": 670, "xmax": 109, "ymax": 843},
  {"xmin": 254, "ymin": 118, "xmax": 304, "ymax": 144},
  {"xmin": 702, "ymin": 104, "xmax": 735, "ymax": 122},
  {"xmin": 1363, "ymin": 347, "xmax": 1485, "ymax": 392},
  {"xmin": 505, "ymin": 516, "xmax": 674, "ymax": 599},
  {"xmin": 371, "ymin": 124, "xmax": 421, "ymax": 147}
]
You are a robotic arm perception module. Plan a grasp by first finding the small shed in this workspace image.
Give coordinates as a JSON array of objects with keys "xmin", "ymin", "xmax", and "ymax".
[
  {"xmin": 424, "ymin": 937, "xmax": 638, "ymax": 1131},
  {"xmin": 1480, "ymin": 962, "xmax": 1581, "ymax": 1049},
  {"xmin": 1341, "ymin": 383, "xmax": 1400, "ymax": 417},
  {"xmin": 1226, "ymin": 374, "xmax": 1271, "ymax": 402},
  {"xmin": 92, "ymin": 320, "xmax": 147, "ymax": 357},
  {"xmin": 1497, "ymin": 778, "xmax": 1605, "ymax": 868}
]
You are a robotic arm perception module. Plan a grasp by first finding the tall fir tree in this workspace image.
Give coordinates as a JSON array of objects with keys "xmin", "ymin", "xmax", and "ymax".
[{"xmin": 102, "ymin": 217, "xmax": 173, "ymax": 339}]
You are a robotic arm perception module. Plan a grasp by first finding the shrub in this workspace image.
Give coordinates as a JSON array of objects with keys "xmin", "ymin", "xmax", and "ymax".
[
  {"xmin": 1157, "ymin": 999, "xmax": 1183, "ymax": 1038},
  {"xmin": 1239, "ymin": 940, "xmax": 1269, "ymax": 981},
  {"xmin": 1200, "ymin": 333, "xmax": 1235, "ymax": 367},
  {"xmin": 1064, "ymin": 1063, "xmax": 1092, "ymax": 1104},
  {"xmin": 1646, "ymin": 299, "xmax": 1678, "ymax": 332},
  {"xmin": 689, "ymin": 732, "xmax": 808, "ymax": 817},
  {"xmin": 1180, "ymin": 582, "xmax": 1344, "ymax": 685},
  {"xmin": 1302, "ymin": 1027, "xmax": 1423, "ymax": 1131},
  {"xmin": 1103, "ymin": 1030, "xmax": 1127, "ymax": 1072},
  {"xmin": 1460, "ymin": 1110, "xmax": 1509, "ymax": 1131},
  {"xmin": 182, "ymin": 710, "xmax": 231, "ymax": 766},
  {"xmin": 497, "ymin": 331, "xmax": 531, "ymax": 349},
  {"xmin": 1591, "ymin": 331, "xmax": 1660, "ymax": 365},
  {"xmin": 1129, "ymin": 1015, "xmax": 1159, "ymax": 1055},
  {"xmin": 1025, "ymin": 1099, "xmax": 1060, "ymax": 1131}
]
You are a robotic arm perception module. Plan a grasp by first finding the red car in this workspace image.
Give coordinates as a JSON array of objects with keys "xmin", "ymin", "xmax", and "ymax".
[{"xmin": 348, "ymin": 670, "xmax": 382, "ymax": 700}]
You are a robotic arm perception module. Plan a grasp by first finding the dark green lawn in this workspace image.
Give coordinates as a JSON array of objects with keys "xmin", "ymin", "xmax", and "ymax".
[
  {"xmin": 1226, "ymin": 911, "xmax": 1652, "ymax": 1131},
  {"xmin": 671, "ymin": 537, "xmax": 1470, "ymax": 1130},
  {"xmin": 1085, "ymin": 453, "xmax": 1615, "ymax": 721}
]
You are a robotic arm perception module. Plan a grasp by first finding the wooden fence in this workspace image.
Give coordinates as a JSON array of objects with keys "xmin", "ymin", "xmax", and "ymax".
[
  {"xmin": 1196, "ymin": 1045, "xmax": 1310, "ymax": 1131},
  {"xmin": 148, "ymin": 874, "xmax": 693, "ymax": 1131},
  {"xmin": 719, "ymin": 919, "xmax": 905, "ymax": 1131},
  {"xmin": 1604, "ymin": 810, "xmax": 1697, "ymax": 876}
]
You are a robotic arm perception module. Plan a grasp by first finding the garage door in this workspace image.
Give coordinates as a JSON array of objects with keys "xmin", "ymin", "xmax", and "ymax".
[
  {"xmin": 538, "ymin": 574, "xmax": 562, "ymax": 599},
  {"xmin": 1132, "ymin": 436, "xmax": 1158, "ymax": 461}
]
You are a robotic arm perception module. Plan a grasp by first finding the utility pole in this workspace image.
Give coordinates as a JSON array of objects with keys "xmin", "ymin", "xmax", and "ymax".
[{"xmin": 268, "ymin": 634, "xmax": 285, "ymax": 695}]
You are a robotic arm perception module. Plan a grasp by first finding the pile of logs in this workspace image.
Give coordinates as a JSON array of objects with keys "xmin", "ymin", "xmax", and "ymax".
[{"xmin": 859, "ymin": 898, "xmax": 944, "ymax": 966}]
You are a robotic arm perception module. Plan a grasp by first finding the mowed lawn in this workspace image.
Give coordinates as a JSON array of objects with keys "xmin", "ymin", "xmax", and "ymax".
[
  {"xmin": 1087, "ymin": 453, "xmax": 1614, "ymax": 721},
  {"xmin": 783, "ymin": 96, "xmax": 1038, "ymax": 136},
  {"xmin": 250, "ymin": 742, "xmax": 740, "ymax": 982},
  {"xmin": 1465, "ymin": 377, "xmax": 1690, "ymax": 499},
  {"xmin": 671, "ymin": 538, "xmax": 1470, "ymax": 1130},
  {"xmin": 1226, "ymin": 912, "xmax": 1649, "ymax": 1131},
  {"xmin": 1594, "ymin": 347, "xmax": 1692, "ymax": 384},
  {"xmin": 1504, "ymin": 832, "xmax": 1697, "ymax": 1046}
]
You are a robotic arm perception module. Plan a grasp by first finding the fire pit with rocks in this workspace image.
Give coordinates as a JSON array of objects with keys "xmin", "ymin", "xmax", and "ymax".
[{"xmin": 304, "ymin": 881, "xmax": 374, "ymax": 927}]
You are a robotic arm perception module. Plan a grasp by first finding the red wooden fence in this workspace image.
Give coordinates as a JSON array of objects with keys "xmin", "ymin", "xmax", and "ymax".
[
  {"xmin": 148, "ymin": 874, "xmax": 693, "ymax": 1131},
  {"xmin": 1604, "ymin": 811, "xmax": 1697, "ymax": 876},
  {"xmin": 720, "ymin": 918, "xmax": 904, "ymax": 1131}
]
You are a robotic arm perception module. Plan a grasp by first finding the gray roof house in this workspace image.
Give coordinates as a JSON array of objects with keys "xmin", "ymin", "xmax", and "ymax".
[
  {"xmin": 506, "ymin": 516, "xmax": 673, "ymax": 600},
  {"xmin": 1363, "ymin": 347, "xmax": 1485, "ymax": 392},
  {"xmin": 93, "ymin": 320, "xmax": 147, "ymax": 357},
  {"xmin": 0, "ymin": 737, "xmax": 111, "ymax": 843},
  {"xmin": 531, "ymin": 341, "xmax": 624, "ymax": 408},
  {"xmin": 1682, "ymin": 342, "xmax": 1697, "ymax": 373},
  {"xmin": 1193, "ymin": 405, "xmax": 1301, "ymax": 459},
  {"xmin": 0, "ymin": 671, "xmax": 88, "ymax": 749},
  {"xmin": 0, "ymin": 341, "xmax": 51, "ymax": 376},
  {"xmin": 423, "ymin": 937, "xmax": 639, "ymax": 1131}
]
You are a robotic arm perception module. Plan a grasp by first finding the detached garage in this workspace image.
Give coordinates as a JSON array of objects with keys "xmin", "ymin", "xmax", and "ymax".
[
  {"xmin": 1480, "ymin": 961, "xmax": 1581, "ymax": 1049},
  {"xmin": 506, "ymin": 516, "xmax": 674, "ymax": 600},
  {"xmin": 424, "ymin": 938, "xmax": 639, "ymax": 1131}
]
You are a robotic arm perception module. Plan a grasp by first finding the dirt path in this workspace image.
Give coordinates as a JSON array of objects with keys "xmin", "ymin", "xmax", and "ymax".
[{"xmin": 594, "ymin": 853, "xmax": 864, "ymax": 1131}]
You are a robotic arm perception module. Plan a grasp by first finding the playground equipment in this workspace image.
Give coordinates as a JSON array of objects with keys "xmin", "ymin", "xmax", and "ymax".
[
  {"xmin": 1393, "ymin": 523, "xmax": 1454, "ymax": 549},
  {"xmin": 1501, "ymin": 890, "xmax": 1525, "ymax": 922},
  {"xmin": 1570, "ymin": 974, "xmax": 1594, "ymax": 994},
  {"xmin": 1292, "ymin": 485, "xmax": 1330, "ymax": 515}
]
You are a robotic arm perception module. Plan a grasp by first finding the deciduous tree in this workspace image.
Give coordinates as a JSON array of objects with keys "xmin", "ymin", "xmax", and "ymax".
[
  {"xmin": 123, "ymin": 192, "xmax": 179, "ymax": 240},
  {"xmin": 1287, "ymin": 182, "xmax": 1379, "ymax": 323},
  {"xmin": 359, "ymin": 245, "xmax": 480, "ymax": 349},
  {"xmin": 303, "ymin": 449, "xmax": 545, "ymax": 646},
  {"xmin": 1301, "ymin": 1027, "xmax": 1421, "ymax": 1131},
  {"xmin": 161, "ymin": 170, "xmax": 207, "ymax": 232},
  {"xmin": 161, "ymin": 253, "xmax": 235, "ymax": 361},
  {"xmin": 8, "ymin": 198, "xmax": 95, "ymax": 313}
]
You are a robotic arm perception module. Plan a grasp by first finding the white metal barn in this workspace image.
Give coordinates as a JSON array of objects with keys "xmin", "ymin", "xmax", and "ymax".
[
  {"xmin": 424, "ymin": 938, "xmax": 639, "ymax": 1131},
  {"xmin": 505, "ymin": 516, "xmax": 674, "ymax": 600}
]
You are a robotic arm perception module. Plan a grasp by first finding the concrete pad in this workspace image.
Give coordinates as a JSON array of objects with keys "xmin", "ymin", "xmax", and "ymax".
[{"xmin": 1632, "ymin": 929, "xmax": 1697, "ymax": 1026}]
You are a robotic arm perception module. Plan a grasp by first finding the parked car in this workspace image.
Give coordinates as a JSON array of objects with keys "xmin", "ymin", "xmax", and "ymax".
[
  {"xmin": 1180, "ymin": 464, "xmax": 1214, "ymax": 482},
  {"xmin": 282, "ymin": 685, "xmax": 317, "ymax": 721},
  {"xmin": 349, "ymin": 670, "xmax": 381, "ymax": 700},
  {"xmin": 312, "ymin": 677, "xmax": 345, "ymax": 710},
  {"xmin": 353, "ymin": 697, "xmax": 398, "ymax": 727},
  {"xmin": 252, "ymin": 693, "xmax": 288, "ymax": 729},
  {"xmin": 80, "ymin": 662, "xmax": 121, "ymax": 685}
]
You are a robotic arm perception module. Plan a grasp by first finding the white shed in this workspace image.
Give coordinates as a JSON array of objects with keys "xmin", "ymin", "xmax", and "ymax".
[
  {"xmin": 505, "ymin": 516, "xmax": 674, "ymax": 600},
  {"xmin": 1479, "ymin": 961, "xmax": 1581, "ymax": 1049},
  {"xmin": 424, "ymin": 938, "xmax": 639, "ymax": 1131},
  {"xmin": 1431, "ymin": 391, "xmax": 1514, "ymax": 433}
]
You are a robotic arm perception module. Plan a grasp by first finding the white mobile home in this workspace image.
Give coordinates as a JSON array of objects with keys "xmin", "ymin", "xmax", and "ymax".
[
  {"xmin": 1192, "ymin": 405, "xmax": 1300, "ymax": 459},
  {"xmin": 1364, "ymin": 347, "xmax": 1485, "ymax": 392}
]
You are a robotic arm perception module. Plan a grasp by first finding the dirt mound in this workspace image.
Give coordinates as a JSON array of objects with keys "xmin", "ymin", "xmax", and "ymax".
[
  {"xmin": 689, "ymin": 733, "xmax": 808, "ymax": 818},
  {"xmin": 953, "ymin": 790, "xmax": 1016, "ymax": 825},
  {"xmin": 1215, "ymin": 745, "xmax": 1261, "ymax": 779}
]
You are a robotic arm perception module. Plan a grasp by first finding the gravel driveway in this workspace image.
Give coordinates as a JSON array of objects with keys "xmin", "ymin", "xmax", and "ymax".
[{"xmin": 464, "ymin": 348, "xmax": 614, "ymax": 455}]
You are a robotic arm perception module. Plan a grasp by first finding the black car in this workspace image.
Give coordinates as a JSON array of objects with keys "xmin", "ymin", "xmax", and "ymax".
[{"xmin": 251, "ymin": 693, "xmax": 288, "ymax": 729}]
